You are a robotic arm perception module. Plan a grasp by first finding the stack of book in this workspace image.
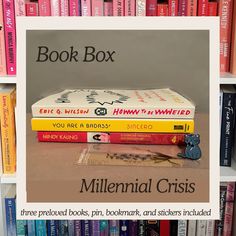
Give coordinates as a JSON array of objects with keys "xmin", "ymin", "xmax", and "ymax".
[{"xmin": 31, "ymin": 88, "xmax": 196, "ymax": 165}]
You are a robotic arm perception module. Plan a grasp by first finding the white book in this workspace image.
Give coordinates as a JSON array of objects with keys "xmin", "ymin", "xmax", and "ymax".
[
  {"xmin": 206, "ymin": 220, "xmax": 215, "ymax": 236},
  {"xmin": 32, "ymin": 88, "xmax": 195, "ymax": 119},
  {"xmin": 196, "ymin": 220, "xmax": 207, "ymax": 236},
  {"xmin": 187, "ymin": 220, "xmax": 197, "ymax": 236},
  {"xmin": 178, "ymin": 220, "xmax": 187, "ymax": 236}
]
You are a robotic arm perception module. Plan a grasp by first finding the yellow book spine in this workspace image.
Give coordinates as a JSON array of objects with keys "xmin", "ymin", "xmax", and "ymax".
[
  {"xmin": 31, "ymin": 118, "xmax": 194, "ymax": 133},
  {"xmin": 0, "ymin": 90, "xmax": 16, "ymax": 174}
]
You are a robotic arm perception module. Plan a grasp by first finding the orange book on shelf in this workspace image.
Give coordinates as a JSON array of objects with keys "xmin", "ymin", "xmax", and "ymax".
[
  {"xmin": 230, "ymin": 0, "xmax": 236, "ymax": 75},
  {"xmin": 0, "ymin": 85, "xmax": 16, "ymax": 174}
]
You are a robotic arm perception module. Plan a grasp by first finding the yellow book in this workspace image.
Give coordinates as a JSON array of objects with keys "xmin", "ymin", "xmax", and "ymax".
[
  {"xmin": 31, "ymin": 118, "xmax": 194, "ymax": 133},
  {"xmin": 0, "ymin": 85, "xmax": 16, "ymax": 174}
]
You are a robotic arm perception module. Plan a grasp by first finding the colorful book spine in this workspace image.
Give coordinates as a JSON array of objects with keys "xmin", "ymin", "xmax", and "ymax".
[
  {"xmin": 146, "ymin": 0, "xmax": 156, "ymax": 16},
  {"xmin": 37, "ymin": 131, "xmax": 186, "ymax": 144},
  {"xmin": 104, "ymin": 0, "xmax": 112, "ymax": 15},
  {"xmin": 100, "ymin": 220, "xmax": 109, "ymax": 236},
  {"xmin": 74, "ymin": 220, "xmax": 81, "ymax": 236},
  {"xmin": 223, "ymin": 182, "xmax": 235, "ymax": 236},
  {"xmin": 219, "ymin": 0, "xmax": 233, "ymax": 72},
  {"xmin": 69, "ymin": 0, "xmax": 79, "ymax": 15},
  {"xmin": 25, "ymin": 2, "xmax": 39, "ymax": 16},
  {"xmin": 196, "ymin": 220, "xmax": 207, "ymax": 236},
  {"xmin": 2, "ymin": 0, "xmax": 16, "ymax": 75},
  {"xmin": 198, "ymin": 0, "xmax": 208, "ymax": 15},
  {"xmin": 60, "ymin": 0, "xmax": 69, "ymax": 15},
  {"xmin": 187, "ymin": 220, "xmax": 197, "ymax": 236},
  {"xmin": 0, "ymin": 87, "xmax": 16, "ymax": 174},
  {"xmin": 187, "ymin": 0, "xmax": 197, "ymax": 15},
  {"xmin": 92, "ymin": 0, "xmax": 103, "ymax": 15},
  {"xmin": 59, "ymin": 220, "xmax": 68, "ymax": 235},
  {"xmin": 5, "ymin": 196, "xmax": 16, "ymax": 236},
  {"xmin": 113, "ymin": 0, "xmax": 124, "ymax": 15},
  {"xmin": 0, "ymin": 0, "xmax": 7, "ymax": 76},
  {"xmin": 47, "ymin": 220, "xmax": 59, "ymax": 236},
  {"xmin": 160, "ymin": 220, "xmax": 170, "ymax": 236},
  {"xmin": 208, "ymin": 1, "xmax": 218, "ymax": 16},
  {"xmin": 38, "ymin": 0, "xmax": 51, "ymax": 15},
  {"xmin": 128, "ymin": 220, "xmax": 138, "ymax": 235},
  {"xmin": 146, "ymin": 220, "xmax": 159, "ymax": 235},
  {"xmin": 81, "ymin": 220, "xmax": 90, "ymax": 236},
  {"xmin": 120, "ymin": 220, "xmax": 129, "ymax": 236},
  {"xmin": 91, "ymin": 220, "xmax": 100, "ymax": 236},
  {"xmin": 14, "ymin": 0, "xmax": 26, "ymax": 16},
  {"xmin": 157, "ymin": 3, "xmax": 168, "ymax": 16},
  {"xmin": 109, "ymin": 220, "xmax": 119, "ymax": 236},
  {"xmin": 230, "ymin": 0, "xmax": 236, "ymax": 74},
  {"xmin": 27, "ymin": 220, "xmax": 36, "ymax": 236},
  {"xmin": 50, "ymin": 0, "xmax": 60, "ymax": 15},
  {"xmin": 220, "ymin": 87, "xmax": 236, "ymax": 166},
  {"xmin": 81, "ymin": 0, "xmax": 91, "ymax": 15},
  {"xmin": 178, "ymin": 0, "xmax": 187, "ymax": 15},
  {"xmin": 177, "ymin": 220, "xmax": 187, "ymax": 236},
  {"xmin": 125, "ymin": 0, "xmax": 135, "ymax": 15},
  {"xmin": 136, "ymin": 0, "xmax": 145, "ymax": 15},
  {"xmin": 16, "ymin": 220, "xmax": 27, "ymax": 236},
  {"xmin": 168, "ymin": 0, "xmax": 178, "ymax": 15},
  {"xmin": 32, "ymin": 118, "xmax": 194, "ymax": 133},
  {"xmin": 35, "ymin": 220, "xmax": 47, "ymax": 236}
]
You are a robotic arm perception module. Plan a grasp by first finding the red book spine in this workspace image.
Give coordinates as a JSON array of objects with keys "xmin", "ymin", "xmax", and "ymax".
[
  {"xmin": 104, "ymin": 0, "xmax": 112, "ymax": 15},
  {"xmin": 157, "ymin": 3, "xmax": 168, "ymax": 15},
  {"xmin": 69, "ymin": 0, "xmax": 79, "ymax": 15},
  {"xmin": 160, "ymin": 220, "xmax": 170, "ymax": 236},
  {"xmin": 146, "ymin": 0, "xmax": 156, "ymax": 16},
  {"xmin": 92, "ymin": 0, "xmax": 103, "ymax": 15},
  {"xmin": 178, "ymin": 0, "xmax": 187, "ymax": 15},
  {"xmin": 219, "ymin": 0, "xmax": 233, "ymax": 73},
  {"xmin": 198, "ymin": 0, "xmax": 208, "ymax": 16},
  {"xmin": 208, "ymin": 1, "xmax": 218, "ymax": 16},
  {"xmin": 3, "ymin": 0, "xmax": 16, "ymax": 75},
  {"xmin": 38, "ymin": 0, "xmax": 51, "ymax": 16},
  {"xmin": 25, "ymin": 2, "xmax": 39, "ymax": 16},
  {"xmin": 223, "ymin": 182, "xmax": 235, "ymax": 236},
  {"xmin": 168, "ymin": 0, "xmax": 178, "ymax": 15},
  {"xmin": 187, "ymin": 0, "xmax": 197, "ymax": 16},
  {"xmin": 113, "ymin": 0, "xmax": 124, "ymax": 15},
  {"xmin": 125, "ymin": 0, "xmax": 135, "ymax": 16},
  {"xmin": 38, "ymin": 131, "xmax": 185, "ymax": 145}
]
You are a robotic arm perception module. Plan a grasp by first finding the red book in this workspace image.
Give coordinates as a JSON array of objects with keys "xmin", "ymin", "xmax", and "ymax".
[
  {"xmin": 160, "ymin": 220, "xmax": 170, "ymax": 236},
  {"xmin": 2, "ymin": 0, "xmax": 16, "ymax": 75},
  {"xmin": 60, "ymin": 0, "xmax": 69, "ymax": 15},
  {"xmin": 113, "ymin": 0, "xmax": 124, "ymax": 15},
  {"xmin": 198, "ymin": 0, "xmax": 208, "ymax": 16},
  {"xmin": 230, "ymin": 0, "xmax": 236, "ymax": 74},
  {"xmin": 125, "ymin": 0, "xmax": 135, "ymax": 16},
  {"xmin": 146, "ymin": 0, "xmax": 156, "ymax": 16},
  {"xmin": 168, "ymin": 0, "xmax": 178, "ymax": 15},
  {"xmin": 187, "ymin": 0, "xmax": 197, "ymax": 15},
  {"xmin": 92, "ymin": 0, "xmax": 103, "ymax": 15},
  {"xmin": 157, "ymin": 3, "xmax": 168, "ymax": 15},
  {"xmin": 208, "ymin": 1, "xmax": 218, "ymax": 16},
  {"xmin": 178, "ymin": 0, "xmax": 187, "ymax": 15},
  {"xmin": 37, "ymin": 131, "xmax": 186, "ymax": 145},
  {"xmin": 25, "ymin": 2, "xmax": 39, "ymax": 16},
  {"xmin": 69, "ymin": 0, "xmax": 79, "ymax": 15},
  {"xmin": 38, "ymin": 0, "xmax": 51, "ymax": 16},
  {"xmin": 219, "ymin": 0, "xmax": 233, "ymax": 73},
  {"xmin": 104, "ymin": 0, "xmax": 112, "ymax": 15}
]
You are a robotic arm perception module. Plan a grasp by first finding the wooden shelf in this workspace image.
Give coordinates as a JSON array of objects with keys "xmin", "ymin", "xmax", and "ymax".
[{"xmin": 220, "ymin": 159, "xmax": 236, "ymax": 182}]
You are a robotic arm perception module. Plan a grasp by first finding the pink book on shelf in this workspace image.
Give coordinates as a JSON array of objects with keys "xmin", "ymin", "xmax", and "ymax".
[
  {"xmin": 178, "ymin": 0, "xmax": 187, "ymax": 15},
  {"xmin": 136, "ymin": 0, "xmax": 145, "ymax": 15},
  {"xmin": 125, "ymin": 0, "xmax": 135, "ymax": 15},
  {"xmin": 113, "ymin": 0, "xmax": 124, "ymax": 15},
  {"xmin": 187, "ymin": 0, "xmax": 197, "ymax": 15},
  {"xmin": 208, "ymin": 1, "xmax": 217, "ymax": 16},
  {"xmin": 81, "ymin": 0, "xmax": 91, "ymax": 15},
  {"xmin": 14, "ymin": 0, "xmax": 25, "ymax": 16},
  {"xmin": 198, "ymin": 0, "xmax": 208, "ymax": 15},
  {"xmin": 104, "ymin": 0, "xmax": 112, "ymax": 15},
  {"xmin": 60, "ymin": 0, "xmax": 69, "ymax": 15},
  {"xmin": 168, "ymin": 0, "xmax": 178, "ymax": 15},
  {"xmin": 25, "ymin": 2, "xmax": 39, "ymax": 16},
  {"xmin": 38, "ymin": 0, "xmax": 51, "ymax": 15},
  {"xmin": 146, "ymin": 0, "xmax": 156, "ymax": 16},
  {"xmin": 157, "ymin": 3, "xmax": 168, "ymax": 15},
  {"xmin": 0, "ymin": 0, "xmax": 7, "ymax": 76},
  {"xmin": 69, "ymin": 0, "xmax": 79, "ymax": 15},
  {"xmin": 3, "ymin": 0, "xmax": 16, "ymax": 75},
  {"xmin": 92, "ymin": 0, "xmax": 103, "ymax": 15},
  {"xmin": 50, "ymin": 0, "xmax": 60, "ymax": 15}
]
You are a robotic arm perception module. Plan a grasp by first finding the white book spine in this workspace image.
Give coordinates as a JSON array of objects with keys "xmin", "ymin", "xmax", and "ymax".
[
  {"xmin": 187, "ymin": 220, "xmax": 197, "ymax": 236},
  {"xmin": 206, "ymin": 220, "xmax": 215, "ymax": 236},
  {"xmin": 178, "ymin": 220, "xmax": 187, "ymax": 236},
  {"xmin": 196, "ymin": 220, "xmax": 207, "ymax": 236}
]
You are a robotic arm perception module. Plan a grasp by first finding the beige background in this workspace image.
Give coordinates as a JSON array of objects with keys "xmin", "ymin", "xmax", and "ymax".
[{"xmin": 26, "ymin": 30, "xmax": 209, "ymax": 112}]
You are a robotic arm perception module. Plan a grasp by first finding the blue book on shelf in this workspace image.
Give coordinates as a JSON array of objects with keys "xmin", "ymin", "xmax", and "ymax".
[
  {"xmin": 5, "ymin": 186, "xmax": 17, "ymax": 236},
  {"xmin": 59, "ymin": 220, "xmax": 69, "ymax": 236},
  {"xmin": 68, "ymin": 220, "xmax": 74, "ymax": 236},
  {"xmin": 81, "ymin": 220, "xmax": 91, "ymax": 236},
  {"xmin": 35, "ymin": 220, "xmax": 47, "ymax": 236},
  {"xmin": 119, "ymin": 220, "xmax": 129, "ymax": 236},
  {"xmin": 47, "ymin": 220, "xmax": 59, "ymax": 236},
  {"xmin": 16, "ymin": 220, "xmax": 27, "ymax": 236},
  {"xmin": 27, "ymin": 220, "xmax": 36, "ymax": 236}
]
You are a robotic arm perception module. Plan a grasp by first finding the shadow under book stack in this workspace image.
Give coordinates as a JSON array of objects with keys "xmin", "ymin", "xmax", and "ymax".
[{"xmin": 1, "ymin": 182, "xmax": 236, "ymax": 235}]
